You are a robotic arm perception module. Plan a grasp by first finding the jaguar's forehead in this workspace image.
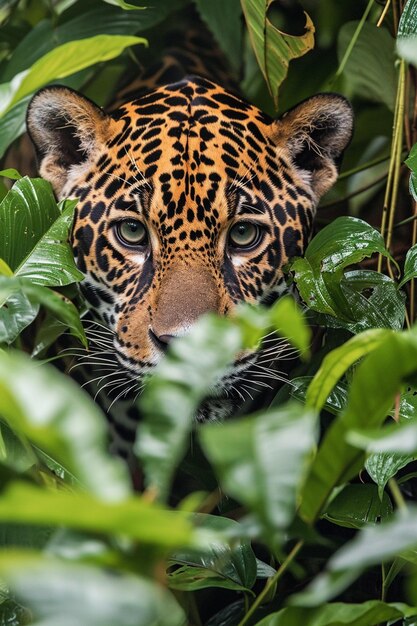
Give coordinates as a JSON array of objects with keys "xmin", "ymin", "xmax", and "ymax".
[{"xmin": 100, "ymin": 77, "xmax": 284, "ymax": 197}]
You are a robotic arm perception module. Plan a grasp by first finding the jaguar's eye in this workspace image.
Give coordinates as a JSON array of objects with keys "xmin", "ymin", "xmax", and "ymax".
[
  {"xmin": 228, "ymin": 222, "xmax": 261, "ymax": 249},
  {"xmin": 115, "ymin": 220, "xmax": 148, "ymax": 247}
]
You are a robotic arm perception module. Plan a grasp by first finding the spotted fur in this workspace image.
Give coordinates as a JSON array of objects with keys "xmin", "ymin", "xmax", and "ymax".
[{"xmin": 27, "ymin": 38, "xmax": 353, "ymax": 459}]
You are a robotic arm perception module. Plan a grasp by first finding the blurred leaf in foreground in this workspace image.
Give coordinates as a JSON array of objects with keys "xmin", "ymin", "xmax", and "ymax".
[
  {"xmin": 0, "ymin": 350, "xmax": 129, "ymax": 501},
  {"xmin": 136, "ymin": 296, "xmax": 310, "ymax": 503}
]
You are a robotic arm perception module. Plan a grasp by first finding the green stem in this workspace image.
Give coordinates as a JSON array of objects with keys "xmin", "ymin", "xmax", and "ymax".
[
  {"xmin": 338, "ymin": 154, "xmax": 391, "ymax": 180},
  {"xmin": 319, "ymin": 173, "xmax": 388, "ymax": 209},
  {"xmin": 237, "ymin": 540, "xmax": 304, "ymax": 626},
  {"xmin": 393, "ymin": 213, "xmax": 417, "ymax": 229},
  {"xmin": 388, "ymin": 478, "xmax": 407, "ymax": 512},
  {"xmin": 335, "ymin": 0, "xmax": 375, "ymax": 79}
]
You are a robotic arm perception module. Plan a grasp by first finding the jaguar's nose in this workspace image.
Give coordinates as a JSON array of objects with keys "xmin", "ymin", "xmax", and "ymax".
[{"xmin": 149, "ymin": 328, "xmax": 175, "ymax": 353}]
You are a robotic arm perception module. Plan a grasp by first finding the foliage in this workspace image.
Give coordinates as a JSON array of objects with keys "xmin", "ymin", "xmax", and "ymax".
[{"xmin": 1, "ymin": 1, "xmax": 417, "ymax": 625}]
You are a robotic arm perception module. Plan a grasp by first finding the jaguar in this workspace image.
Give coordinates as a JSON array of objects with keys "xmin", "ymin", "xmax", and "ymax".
[{"xmin": 26, "ymin": 21, "xmax": 353, "ymax": 463}]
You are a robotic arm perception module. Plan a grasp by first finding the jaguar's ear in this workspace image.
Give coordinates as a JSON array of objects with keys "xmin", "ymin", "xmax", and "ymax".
[
  {"xmin": 27, "ymin": 86, "xmax": 112, "ymax": 196},
  {"xmin": 275, "ymin": 94, "xmax": 354, "ymax": 198}
]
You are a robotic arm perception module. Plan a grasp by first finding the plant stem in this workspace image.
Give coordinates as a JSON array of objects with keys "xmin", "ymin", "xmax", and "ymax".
[
  {"xmin": 338, "ymin": 154, "xmax": 391, "ymax": 180},
  {"xmin": 319, "ymin": 173, "xmax": 388, "ymax": 209},
  {"xmin": 377, "ymin": 0, "xmax": 391, "ymax": 27},
  {"xmin": 411, "ymin": 201, "xmax": 417, "ymax": 321},
  {"xmin": 386, "ymin": 61, "xmax": 406, "ymax": 254},
  {"xmin": 381, "ymin": 562, "xmax": 386, "ymax": 601},
  {"xmin": 237, "ymin": 540, "xmax": 304, "ymax": 626},
  {"xmin": 378, "ymin": 58, "xmax": 406, "ymax": 271},
  {"xmin": 335, "ymin": 0, "xmax": 375, "ymax": 79},
  {"xmin": 388, "ymin": 478, "xmax": 407, "ymax": 512}
]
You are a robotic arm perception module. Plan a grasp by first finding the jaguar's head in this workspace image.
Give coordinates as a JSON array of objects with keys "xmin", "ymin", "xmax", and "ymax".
[{"xmin": 27, "ymin": 77, "xmax": 353, "ymax": 411}]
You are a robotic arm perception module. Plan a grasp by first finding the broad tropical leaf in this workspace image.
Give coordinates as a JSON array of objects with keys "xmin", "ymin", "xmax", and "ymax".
[{"xmin": 241, "ymin": 0, "xmax": 314, "ymax": 106}]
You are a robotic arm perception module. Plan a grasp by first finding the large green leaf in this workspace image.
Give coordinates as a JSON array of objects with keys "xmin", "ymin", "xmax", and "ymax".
[
  {"xmin": 0, "ymin": 482, "xmax": 204, "ymax": 549},
  {"xmin": 136, "ymin": 315, "xmax": 243, "ymax": 502},
  {"xmin": 0, "ymin": 350, "xmax": 129, "ymax": 501},
  {"xmin": 0, "ymin": 34, "xmax": 146, "ymax": 115},
  {"xmin": 338, "ymin": 21, "xmax": 397, "ymax": 111},
  {"xmin": 0, "ymin": 99, "xmax": 35, "ymax": 160},
  {"xmin": 291, "ymin": 217, "xmax": 396, "ymax": 321},
  {"xmin": 241, "ymin": 0, "xmax": 315, "ymax": 107},
  {"xmin": 0, "ymin": 277, "xmax": 86, "ymax": 346},
  {"xmin": 200, "ymin": 403, "xmax": 317, "ymax": 545},
  {"xmin": 293, "ymin": 507, "xmax": 417, "ymax": 606},
  {"xmin": 0, "ymin": 555, "xmax": 185, "ymax": 626},
  {"xmin": 329, "ymin": 270, "xmax": 406, "ymax": 333},
  {"xmin": 300, "ymin": 328, "xmax": 417, "ymax": 523},
  {"xmin": 305, "ymin": 328, "xmax": 389, "ymax": 412},
  {"xmin": 322, "ymin": 484, "xmax": 392, "ymax": 529},
  {"xmin": 348, "ymin": 389, "xmax": 417, "ymax": 496},
  {"xmin": 0, "ymin": 290, "xmax": 39, "ymax": 344},
  {"xmin": 0, "ymin": 177, "xmax": 59, "ymax": 272},
  {"xmin": 3, "ymin": 0, "xmax": 179, "ymax": 81},
  {"xmin": 15, "ymin": 200, "xmax": 83, "ymax": 287},
  {"xmin": 255, "ymin": 601, "xmax": 417, "ymax": 626},
  {"xmin": 168, "ymin": 514, "xmax": 257, "ymax": 592},
  {"xmin": 397, "ymin": 0, "xmax": 417, "ymax": 67}
]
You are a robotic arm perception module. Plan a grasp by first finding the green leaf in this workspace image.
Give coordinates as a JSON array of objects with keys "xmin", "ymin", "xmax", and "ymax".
[
  {"xmin": 194, "ymin": 0, "xmax": 242, "ymax": 72},
  {"xmin": 15, "ymin": 200, "xmax": 83, "ymax": 287},
  {"xmin": 291, "ymin": 217, "xmax": 396, "ymax": 321},
  {"xmin": 300, "ymin": 328, "xmax": 417, "ymax": 523},
  {"xmin": 0, "ymin": 554, "xmax": 186, "ymax": 626},
  {"xmin": 293, "ymin": 507, "xmax": 417, "ymax": 606},
  {"xmin": 303, "ymin": 217, "xmax": 392, "ymax": 274},
  {"xmin": 291, "ymin": 377, "xmax": 348, "ymax": 416},
  {"xmin": 3, "ymin": 2, "xmax": 178, "ymax": 81},
  {"xmin": 0, "ymin": 418, "xmax": 37, "ymax": 474},
  {"xmin": 241, "ymin": 0, "xmax": 315, "ymax": 107},
  {"xmin": 255, "ymin": 601, "xmax": 416, "ymax": 626},
  {"xmin": 136, "ymin": 314, "xmax": 243, "ymax": 502},
  {"xmin": 397, "ymin": 0, "xmax": 417, "ymax": 67},
  {"xmin": 0, "ymin": 168, "xmax": 21, "ymax": 180},
  {"xmin": 265, "ymin": 295, "xmax": 311, "ymax": 359},
  {"xmin": 0, "ymin": 290, "xmax": 39, "ymax": 344},
  {"xmin": 0, "ymin": 277, "xmax": 86, "ymax": 346},
  {"xmin": 0, "ymin": 482, "xmax": 203, "ymax": 549},
  {"xmin": 200, "ymin": 403, "xmax": 317, "ymax": 544},
  {"xmin": 322, "ymin": 484, "xmax": 392, "ymax": 529},
  {"xmin": 337, "ymin": 270, "xmax": 406, "ymax": 333},
  {"xmin": 305, "ymin": 328, "xmax": 389, "ymax": 412},
  {"xmin": 256, "ymin": 559, "xmax": 276, "ymax": 579},
  {"xmin": 234, "ymin": 295, "xmax": 311, "ymax": 359},
  {"xmin": 0, "ymin": 97, "xmax": 28, "ymax": 160},
  {"xmin": 338, "ymin": 21, "xmax": 397, "ymax": 111},
  {"xmin": 399, "ymin": 243, "xmax": 417, "ymax": 288},
  {"xmin": 406, "ymin": 142, "xmax": 417, "ymax": 202},
  {"xmin": 1, "ymin": 34, "xmax": 147, "ymax": 114},
  {"xmin": 103, "ymin": 0, "xmax": 146, "ymax": 9},
  {"xmin": 348, "ymin": 389, "xmax": 417, "ymax": 496},
  {"xmin": 366, "ymin": 451, "xmax": 414, "ymax": 499},
  {"xmin": 169, "ymin": 514, "xmax": 257, "ymax": 592},
  {"xmin": 0, "ymin": 350, "xmax": 130, "ymax": 501},
  {"xmin": 0, "ymin": 177, "xmax": 59, "ymax": 272}
]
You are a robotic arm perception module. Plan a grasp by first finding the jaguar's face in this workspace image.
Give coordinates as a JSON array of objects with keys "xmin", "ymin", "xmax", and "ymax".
[{"xmin": 27, "ymin": 77, "xmax": 353, "ymax": 401}]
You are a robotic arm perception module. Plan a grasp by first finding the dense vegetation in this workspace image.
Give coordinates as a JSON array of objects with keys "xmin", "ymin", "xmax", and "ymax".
[{"xmin": 2, "ymin": 0, "xmax": 417, "ymax": 624}]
